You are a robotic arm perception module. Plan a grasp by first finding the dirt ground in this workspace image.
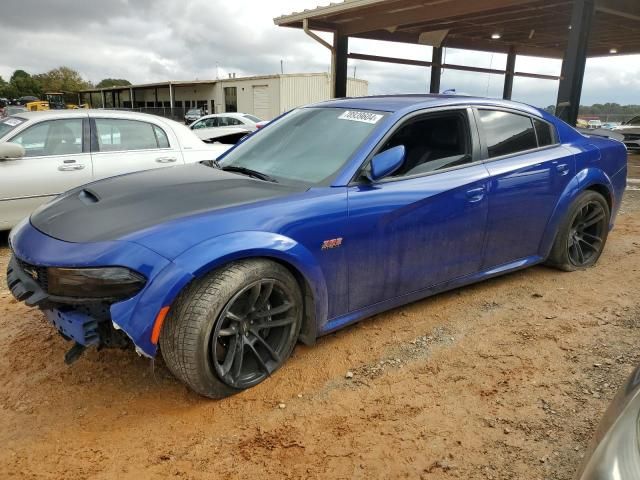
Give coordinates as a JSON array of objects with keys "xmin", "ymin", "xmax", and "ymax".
[{"xmin": 0, "ymin": 190, "xmax": 639, "ymax": 480}]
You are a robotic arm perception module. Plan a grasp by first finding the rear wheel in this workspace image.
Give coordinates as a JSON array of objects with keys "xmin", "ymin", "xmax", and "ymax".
[
  {"xmin": 547, "ymin": 190, "xmax": 610, "ymax": 271},
  {"xmin": 160, "ymin": 259, "xmax": 302, "ymax": 398}
]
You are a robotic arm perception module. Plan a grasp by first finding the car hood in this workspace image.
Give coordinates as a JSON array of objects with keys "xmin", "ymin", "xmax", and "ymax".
[
  {"xmin": 613, "ymin": 125, "xmax": 640, "ymax": 132},
  {"xmin": 30, "ymin": 163, "xmax": 304, "ymax": 244}
]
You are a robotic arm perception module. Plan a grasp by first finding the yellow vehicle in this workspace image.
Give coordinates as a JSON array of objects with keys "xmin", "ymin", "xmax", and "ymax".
[
  {"xmin": 24, "ymin": 93, "xmax": 88, "ymax": 111},
  {"xmin": 25, "ymin": 100, "xmax": 50, "ymax": 111}
]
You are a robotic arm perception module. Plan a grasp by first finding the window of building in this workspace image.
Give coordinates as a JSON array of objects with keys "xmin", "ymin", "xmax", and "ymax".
[
  {"xmin": 478, "ymin": 110, "xmax": 537, "ymax": 158},
  {"xmin": 224, "ymin": 87, "xmax": 238, "ymax": 113}
]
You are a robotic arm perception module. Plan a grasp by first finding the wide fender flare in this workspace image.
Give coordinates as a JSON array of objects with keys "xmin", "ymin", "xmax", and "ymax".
[
  {"xmin": 115, "ymin": 231, "xmax": 329, "ymax": 358},
  {"xmin": 539, "ymin": 167, "xmax": 614, "ymax": 256},
  {"xmin": 174, "ymin": 230, "xmax": 329, "ymax": 332}
]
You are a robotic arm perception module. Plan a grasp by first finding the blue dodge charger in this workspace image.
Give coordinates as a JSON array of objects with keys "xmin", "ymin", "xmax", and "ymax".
[{"xmin": 6, "ymin": 95, "xmax": 627, "ymax": 398}]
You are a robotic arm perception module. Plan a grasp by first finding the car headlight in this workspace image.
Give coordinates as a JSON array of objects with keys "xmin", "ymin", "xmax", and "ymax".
[
  {"xmin": 47, "ymin": 267, "xmax": 146, "ymax": 299},
  {"xmin": 577, "ymin": 366, "xmax": 640, "ymax": 479}
]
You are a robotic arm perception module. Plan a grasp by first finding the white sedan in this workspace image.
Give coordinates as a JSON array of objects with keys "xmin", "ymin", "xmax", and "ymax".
[
  {"xmin": 0, "ymin": 110, "xmax": 230, "ymax": 230},
  {"xmin": 189, "ymin": 113, "xmax": 262, "ymax": 143},
  {"xmin": 612, "ymin": 115, "xmax": 640, "ymax": 152}
]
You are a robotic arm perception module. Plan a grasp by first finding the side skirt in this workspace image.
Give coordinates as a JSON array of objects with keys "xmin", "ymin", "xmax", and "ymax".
[{"xmin": 319, "ymin": 255, "xmax": 544, "ymax": 336}]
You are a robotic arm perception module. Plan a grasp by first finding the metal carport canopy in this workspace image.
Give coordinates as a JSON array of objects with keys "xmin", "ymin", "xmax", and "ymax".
[{"xmin": 274, "ymin": 0, "xmax": 640, "ymax": 125}]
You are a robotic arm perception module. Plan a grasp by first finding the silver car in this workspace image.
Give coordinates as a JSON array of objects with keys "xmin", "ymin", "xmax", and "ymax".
[
  {"xmin": 612, "ymin": 116, "xmax": 640, "ymax": 152},
  {"xmin": 0, "ymin": 110, "xmax": 229, "ymax": 230},
  {"xmin": 576, "ymin": 364, "xmax": 640, "ymax": 479}
]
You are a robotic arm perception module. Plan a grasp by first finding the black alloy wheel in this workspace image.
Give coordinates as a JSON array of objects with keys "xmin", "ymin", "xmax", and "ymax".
[
  {"xmin": 160, "ymin": 259, "xmax": 302, "ymax": 398},
  {"xmin": 547, "ymin": 190, "xmax": 610, "ymax": 271},
  {"xmin": 212, "ymin": 279, "xmax": 298, "ymax": 389},
  {"xmin": 567, "ymin": 200, "xmax": 607, "ymax": 267}
]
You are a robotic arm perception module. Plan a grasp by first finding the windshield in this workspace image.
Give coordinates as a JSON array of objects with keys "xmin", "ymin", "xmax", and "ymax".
[
  {"xmin": 0, "ymin": 116, "xmax": 26, "ymax": 138},
  {"xmin": 187, "ymin": 109, "xmax": 200, "ymax": 115},
  {"xmin": 220, "ymin": 108, "xmax": 386, "ymax": 185}
]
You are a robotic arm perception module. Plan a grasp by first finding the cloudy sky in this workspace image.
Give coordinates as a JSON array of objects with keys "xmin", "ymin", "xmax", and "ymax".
[{"xmin": 1, "ymin": 0, "xmax": 639, "ymax": 108}]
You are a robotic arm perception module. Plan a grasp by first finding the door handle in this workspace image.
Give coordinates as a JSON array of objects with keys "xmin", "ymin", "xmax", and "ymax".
[
  {"xmin": 58, "ymin": 164, "xmax": 86, "ymax": 171},
  {"xmin": 156, "ymin": 157, "xmax": 177, "ymax": 163},
  {"xmin": 556, "ymin": 163, "xmax": 570, "ymax": 175},
  {"xmin": 466, "ymin": 187, "xmax": 486, "ymax": 202}
]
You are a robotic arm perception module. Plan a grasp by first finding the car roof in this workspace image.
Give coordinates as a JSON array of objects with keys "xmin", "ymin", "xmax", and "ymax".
[
  {"xmin": 200, "ymin": 112, "xmax": 253, "ymax": 119},
  {"xmin": 311, "ymin": 94, "xmax": 544, "ymax": 117},
  {"xmin": 8, "ymin": 109, "xmax": 181, "ymax": 124}
]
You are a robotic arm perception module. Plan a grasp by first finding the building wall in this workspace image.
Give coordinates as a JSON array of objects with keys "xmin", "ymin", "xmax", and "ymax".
[
  {"xmin": 83, "ymin": 74, "xmax": 369, "ymax": 119},
  {"xmin": 279, "ymin": 74, "xmax": 368, "ymax": 112},
  {"xmin": 347, "ymin": 77, "xmax": 369, "ymax": 98},
  {"xmin": 213, "ymin": 76, "xmax": 281, "ymax": 120},
  {"xmin": 172, "ymin": 85, "xmax": 216, "ymax": 112}
]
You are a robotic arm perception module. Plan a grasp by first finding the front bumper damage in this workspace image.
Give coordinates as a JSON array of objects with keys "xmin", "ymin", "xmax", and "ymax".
[
  {"xmin": 6, "ymin": 220, "xmax": 188, "ymax": 360},
  {"xmin": 7, "ymin": 255, "xmax": 130, "ymax": 361}
]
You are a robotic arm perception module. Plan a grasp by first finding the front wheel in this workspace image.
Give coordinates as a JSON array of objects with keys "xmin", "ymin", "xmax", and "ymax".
[
  {"xmin": 547, "ymin": 190, "xmax": 610, "ymax": 271},
  {"xmin": 160, "ymin": 259, "xmax": 303, "ymax": 398}
]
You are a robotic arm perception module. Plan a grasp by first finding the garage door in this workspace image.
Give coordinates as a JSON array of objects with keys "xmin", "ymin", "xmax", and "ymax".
[{"xmin": 253, "ymin": 85, "xmax": 270, "ymax": 120}]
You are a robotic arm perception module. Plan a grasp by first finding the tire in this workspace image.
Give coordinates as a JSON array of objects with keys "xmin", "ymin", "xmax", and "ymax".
[
  {"xmin": 160, "ymin": 259, "xmax": 303, "ymax": 398},
  {"xmin": 547, "ymin": 190, "xmax": 610, "ymax": 271}
]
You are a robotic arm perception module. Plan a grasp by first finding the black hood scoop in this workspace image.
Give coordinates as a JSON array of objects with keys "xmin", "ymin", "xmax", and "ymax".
[{"xmin": 31, "ymin": 164, "xmax": 302, "ymax": 243}]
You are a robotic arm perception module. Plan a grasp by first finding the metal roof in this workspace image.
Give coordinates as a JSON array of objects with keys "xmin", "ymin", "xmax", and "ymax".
[
  {"xmin": 275, "ymin": 0, "xmax": 640, "ymax": 58},
  {"xmin": 79, "ymin": 73, "xmax": 367, "ymax": 94}
]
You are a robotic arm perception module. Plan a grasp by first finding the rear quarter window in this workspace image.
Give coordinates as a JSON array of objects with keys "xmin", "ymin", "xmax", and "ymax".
[{"xmin": 533, "ymin": 119, "xmax": 556, "ymax": 147}]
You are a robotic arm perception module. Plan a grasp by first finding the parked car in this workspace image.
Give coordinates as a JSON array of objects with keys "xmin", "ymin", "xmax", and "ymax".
[
  {"xmin": 1, "ymin": 105, "xmax": 28, "ymax": 118},
  {"xmin": 183, "ymin": 107, "xmax": 208, "ymax": 125},
  {"xmin": 190, "ymin": 113, "xmax": 262, "ymax": 143},
  {"xmin": 612, "ymin": 115, "xmax": 640, "ymax": 152},
  {"xmin": 0, "ymin": 110, "xmax": 230, "ymax": 230},
  {"xmin": 601, "ymin": 122, "xmax": 621, "ymax": 130},
  {"xmin": 7, "ymin": 96, "xmax": 627, "ymax": 398},
  {"xmin": 587, "ymin": 119, "xmax": 603, "ymax": 129},
  {"xmin": 575, "ymin": 364, "xmax": 640, "ymax": 479}
]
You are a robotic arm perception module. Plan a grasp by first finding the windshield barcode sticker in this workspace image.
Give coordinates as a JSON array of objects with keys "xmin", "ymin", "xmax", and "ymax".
[
  {"xmin": 3, "ymin": 118, "xmax": 23, "ymax": 126},
  {"xmin": 338, "ymin": 110, "xmax": 383, "ymax": 124}
]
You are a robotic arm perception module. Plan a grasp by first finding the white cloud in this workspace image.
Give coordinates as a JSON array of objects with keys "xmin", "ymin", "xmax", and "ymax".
[{"xmin": 1, "ymin": 0, "xmax": 638, "ymax": 107}]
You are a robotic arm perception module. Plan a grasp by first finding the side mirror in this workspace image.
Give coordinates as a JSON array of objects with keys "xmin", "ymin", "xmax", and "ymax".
[
  {"xmin": 0, "ymin": 142, "xmax": 25, "ymax": 160},
  {"xmin": 368, "ymin": 145, "xmax": 405, "ymax": 182}
]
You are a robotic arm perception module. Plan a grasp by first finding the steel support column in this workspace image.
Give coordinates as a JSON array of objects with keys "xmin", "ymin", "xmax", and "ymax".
[
  {"xmin": 430, "ymin": 47, "xmax": 443, "ymax": 94},
  {"xmin": 503, "ymin": 46, "xmax": 516, "ymax": 100},
  {"xmin": 332, "ymin": 34, "xmax": 348, "ymax": 98},
  {"xmin": 555, "ymin": 0, "xmax": 594, "ymax": 125},
  {"xmin": 101, "ymin": 90, "xmax": 105, "ymax": 109},
  {"xmin": 169, "ymin": 83, "xmax": 174, "ymax": 116},
  {"xmin": 130, "ymin": 87, "xmax": 134, "ymax": 108}
]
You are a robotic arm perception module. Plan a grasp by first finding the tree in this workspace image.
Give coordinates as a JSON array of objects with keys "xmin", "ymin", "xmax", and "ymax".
[
  {"xmin": 7, "ymin": 70, "xmax": 42, "ymax": 98},
  {"xmin": 34, "ymin": 66, "xmax": 92, "ymax": 93},
  {"xmin": 95, "ymin": 78, "xmax": 131, "ymax": 88}
]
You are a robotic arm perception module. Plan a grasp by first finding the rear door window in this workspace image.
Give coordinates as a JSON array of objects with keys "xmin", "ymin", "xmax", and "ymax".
[
  {"xmin": 94, "ymin": 118, "xmax": 168, "ymax": 152},
  {"xmin": 478, "ymin": 110, "xmax": 537, "ymax": 158}
]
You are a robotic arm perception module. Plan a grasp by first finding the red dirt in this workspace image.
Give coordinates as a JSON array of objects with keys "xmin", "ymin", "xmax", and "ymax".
[{"xmin": 1, "ymin": 190, "xmax": 639, "ymax": 480}]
